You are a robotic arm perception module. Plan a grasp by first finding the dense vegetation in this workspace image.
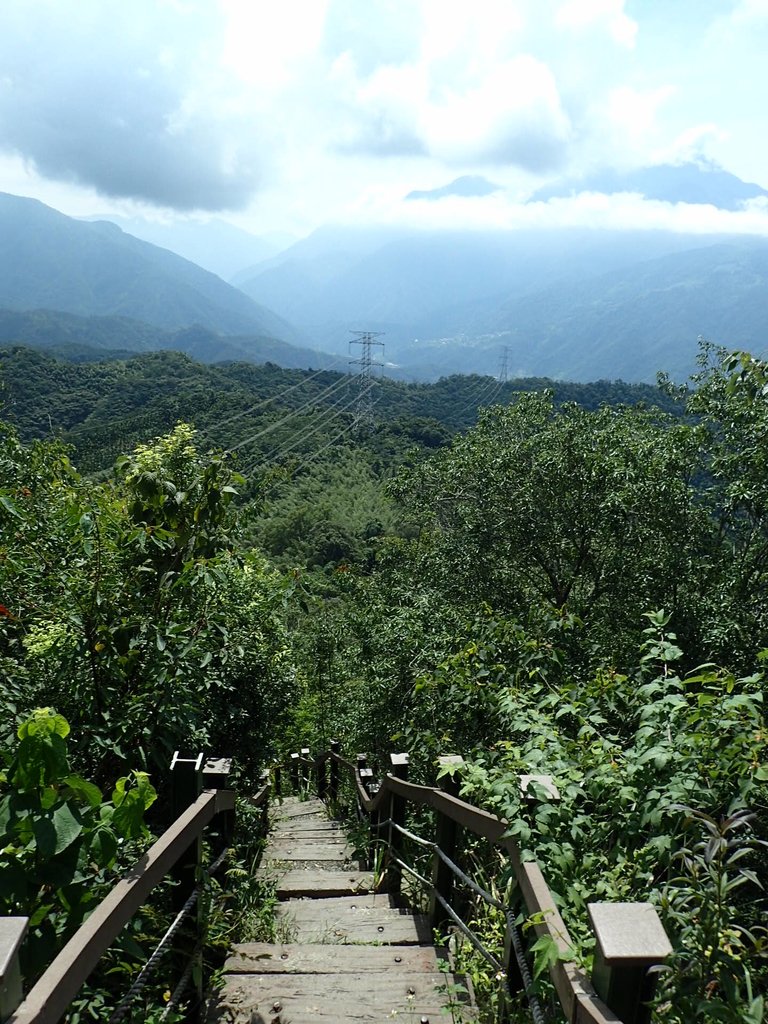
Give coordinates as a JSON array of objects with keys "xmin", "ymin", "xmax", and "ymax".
[{"xmin": 1, "ymin": 342, "xmax": 766, "ymax": 1022}]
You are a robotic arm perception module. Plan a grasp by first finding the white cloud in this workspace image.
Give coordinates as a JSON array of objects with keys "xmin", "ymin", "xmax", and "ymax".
[
  {"xmin": 220, "ymin": 0, "xmax": 329, "ymax": 89},
  {"xmin": 555, "ymin": 0, "xmax": 637, "ymax": 47},
  {"xmin": 0, "ymin": 0, "xmax": 765, "ymax": 233},
  {"xmin": 424, "ymin": 57, "xmax": 571, "ymax": 169},
  {"xmin": 340, "ymin": 188, "xmax": 768, "ymax": 237},
  {"xmin": 731, "ymin": 0, "xmax": 768, "ymax": 21}
]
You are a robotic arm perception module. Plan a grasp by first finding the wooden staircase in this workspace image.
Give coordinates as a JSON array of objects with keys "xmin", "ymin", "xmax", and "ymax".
[{"xmin": 210, "ymin": 796, "xmax": 471, "ymax": 1023}]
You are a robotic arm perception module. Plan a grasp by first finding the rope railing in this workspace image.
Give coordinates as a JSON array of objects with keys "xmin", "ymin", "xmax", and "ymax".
[
  {"xmin": 274, "ymin": 742, "xmax": 672, "ymax": 1024},
  {"xmin": 0, "ymin": 755, "xmax": 262, "ymax": 1024},
  {"xmin": 371, "ymin": 813, "xmax": 546, "ymax": 1023}
]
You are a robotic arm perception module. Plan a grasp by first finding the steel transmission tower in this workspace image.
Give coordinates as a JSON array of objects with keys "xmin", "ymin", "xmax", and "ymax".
[
  {"xmin": 498, "ymin": 344, "xmax": 509, "ymax": 383},
  {"xmin": 348, "ymin": 330, "xmax": 385, "ymax": 430}
]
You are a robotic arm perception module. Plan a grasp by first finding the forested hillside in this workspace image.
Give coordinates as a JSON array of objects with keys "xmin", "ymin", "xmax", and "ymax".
[
  {"xmin": 1, "ymin": 343, "xmax": 766, "ymax": 1022},
  {"xmin": 0, "ymin": 192, "xmax": 296, "ymax": 341}
]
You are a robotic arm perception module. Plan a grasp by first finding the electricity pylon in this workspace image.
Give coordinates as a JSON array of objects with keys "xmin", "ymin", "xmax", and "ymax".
[
  {"xmin": 348, "ymin": 331, "xmax": 385, "ymax": 430},
  {"xmin": 498, "ymin": 345, "xmax": 509, "ymax": 382}
]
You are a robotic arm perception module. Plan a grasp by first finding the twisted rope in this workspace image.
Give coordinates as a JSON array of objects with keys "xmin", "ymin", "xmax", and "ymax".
[
  {"xmin": 107, "ymin": 847, "xmax": 229, "ymax": 1024},
  {"xmin": 373, "ymin": 817, "xmax": 546, "ymax": 1024}
]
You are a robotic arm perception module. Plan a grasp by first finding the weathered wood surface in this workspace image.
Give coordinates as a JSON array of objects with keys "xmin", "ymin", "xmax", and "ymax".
[
  {"xmin": 263, "ymin": 840, "xmax": 354, "ymax": 862},
  {"xmin": 277, "ymin": 894, "xmax": 431, "ymax": 944},
  {"xmin": 211, "ymin": 971, "xmax": 464, "ymax": 1023},
  {"xmin": 225, "ymin": 942, "xmax": 439, "ymax": 974},
  {"xmin": 271, "ymin": 820, "xmax": 343, "ymax": 835},
  {"xmin": 263, "ymin": 868, "xmax": 374, "ymax": 898},
  {"xmin": 273, "ymin": 798, "xmax": 326, "ymax": 820},
  {"xmin": 212, "ymin": 795, "xmax": 470, "ymax": 1023}
]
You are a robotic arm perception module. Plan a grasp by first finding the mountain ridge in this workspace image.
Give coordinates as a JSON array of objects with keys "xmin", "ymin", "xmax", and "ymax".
[{"xmin": 0, "ymin": 192, "xmax": 299, "ymax": 342}]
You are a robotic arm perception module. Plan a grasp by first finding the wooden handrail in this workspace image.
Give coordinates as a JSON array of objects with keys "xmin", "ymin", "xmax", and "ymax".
[
  {"xmin": 6, "ymin": 789, "xmax": 234, "ymax": 1024},
  {"xmin": 308, "ymin": 747, "xmax": 636, "ymax": 1024}
]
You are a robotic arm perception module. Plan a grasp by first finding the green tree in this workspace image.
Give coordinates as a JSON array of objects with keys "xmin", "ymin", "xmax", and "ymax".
[{"xmin": 390, "ymin": 393, "xmax": 704, "ymax": 661}]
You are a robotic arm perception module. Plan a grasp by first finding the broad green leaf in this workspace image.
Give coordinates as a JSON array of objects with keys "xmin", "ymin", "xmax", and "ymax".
[
  {"xmin": 63, "ymin": 775, "xmax": 103, "ymax": 808},
  {"xmin": 51, "ymin": 802, "xmax": 83, "ymax": 855}
]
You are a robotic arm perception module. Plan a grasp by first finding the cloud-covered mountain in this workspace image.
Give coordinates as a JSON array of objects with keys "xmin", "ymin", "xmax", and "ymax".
[
  {"xmin": 83, "ymin": 215, "xmax": 294, "ymax": 282},
  {"xmin": 406, "ymin": 176, "xmax": 502, "ymax": 201},
  {"xmin": 235, "ymin": 164, "xmax": 768, "ymax": 382},
  {"xmin": 530, "ymin": 160, "xmax": 768, "ymax": 211},
  {"xmin": 0, "ymin": 192, "xmax": 299, "ymax": 340}
]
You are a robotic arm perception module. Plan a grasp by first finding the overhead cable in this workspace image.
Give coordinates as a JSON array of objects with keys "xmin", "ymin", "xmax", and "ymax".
[{"xmin": 224, "ymin": 373, "xmax": 351, "ymax": 454}]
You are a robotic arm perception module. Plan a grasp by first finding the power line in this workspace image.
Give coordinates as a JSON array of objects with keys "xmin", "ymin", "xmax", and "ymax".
[
  {"xmin": 223, "ymin": 373, "xmax": 351, "ymax": 454},
  {"xmin": 290, "ymin": 416, "xmax": 360, "ymax": 475},
  {"xmin": 453, "ymin": 374, "xmax": 503, "ymax": 420},
  {"xmin": 204, "ymin": 360, "xmax": 347, "ymax": 438},
  {"xmin": 237, "ymin": 388, "xmax": 359, "ymax": 475}
]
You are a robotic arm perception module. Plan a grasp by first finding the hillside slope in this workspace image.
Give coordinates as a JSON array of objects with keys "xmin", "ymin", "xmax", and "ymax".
[{"xmin": 0, "ymin": 192, "xmax": 298, "ymax": 341}]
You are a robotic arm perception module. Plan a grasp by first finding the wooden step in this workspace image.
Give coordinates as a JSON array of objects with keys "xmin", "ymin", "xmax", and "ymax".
[
  {"xmin": 225, "ymin": 942, "xmax": 441, "ymax": 974},
  {"xmin": 270, "ymin": 819, "xmax": 342, "ymax": 835},
  {"xmin": 264, "ymin": 839, "xmax": 355, "ymax": 862},
  {"xmin": 264, "ymin": 868, "xmax": 375, "ymax": 899},
  {"xmin": 268, "ymin": 823, "xmax": 344, "ymax": 839},
  {"xmin": 211, "ymin": 970, "xmax": 466, "ymax": 1023},
  {"xmin": 273, "ymin": 798, "xmax": 326, "ymax": 819},
  {"xmin": 278, "ymin": 895, "xmax": 431, "ymax": 944},
  {"xmin": 210, "ymin": 801, "xmax": 476, "ymax": 1023}
]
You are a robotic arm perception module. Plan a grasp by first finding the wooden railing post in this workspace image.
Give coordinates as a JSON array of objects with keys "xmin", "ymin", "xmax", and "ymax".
[
  {"xmin": 0, "ymin": 917, "xmax": 28, "ymax": 1022},
  {"xmin": 329, "ymin": 740, "xmax": 340, "ymax": 804},
  {"xmin": 258, "ymin": 769, "xmax": 270, "ymax": 833},
  {"xmin": 387, "ymin": 753, "xmax": 409, "ymax": 896},
  {"xmin": 300, "ymin": 748, "xmax": 311, "ymax": 794},
  {"xmin": 316, "ymin": 754, "xmax": 327, "ymax": 799},
  {"xmin": 587, "ymin": 903, "xmax": 672, "ymax": 1024},
  {"xmin": 429, "ymin": 755, "xmax": 464, "ymax": 931},
  {"xmin": 202, "ymin": 757, "xmax": 234, "ymax": 858},
  {"xmin": 290, "ymin": 752, "xmax": 300, "ymax": 793},
  {"xmin": 170, "ymin": 751, "xmax": 204, "ymax": 1022},
  {"xmin": 273, "ymin": 762, "xmax": 282, "ymax": 800},
  {"xmin": 355, "ymin": 754, "xmax": 374, "ymax": 869}
]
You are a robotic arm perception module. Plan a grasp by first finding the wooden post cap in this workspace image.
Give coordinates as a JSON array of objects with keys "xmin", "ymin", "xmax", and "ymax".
[
  {"xmin": 0, "ymin": 917, "xmax": 28, "ymax": 980},
  {"xmin": 519, "ymin": 774, "xmax": 560, "ymax": 801},
  {"xmin": 438, "ymin": 755, "xmax": 465, "ymax": 769},
  {"xmin": 588, "ymin": 903, "xmax": 672, "ymax": 965},
  {"xmin": 390, "ymin": 752, "xmax": 409, "ymax": 767}
]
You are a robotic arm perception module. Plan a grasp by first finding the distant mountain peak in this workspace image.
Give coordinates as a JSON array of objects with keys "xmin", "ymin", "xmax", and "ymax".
[
  {"xmin": 406, "ymin": 175, "xmax": 502, "ymax": 201},
  {"xmin": 529, "ymin": 160, "xmax": 768, "ymax": 211}
]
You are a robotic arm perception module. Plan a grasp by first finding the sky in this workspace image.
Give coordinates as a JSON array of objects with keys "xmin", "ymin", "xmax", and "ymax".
[{"xmin": 1, "ymin": 0, "xmax": 768, "ymax": 239}]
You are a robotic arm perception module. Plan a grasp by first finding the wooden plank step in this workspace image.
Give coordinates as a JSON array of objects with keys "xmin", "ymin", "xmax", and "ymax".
[
  {"xmin": 262, "ymin": 868, "xmax": 374, "ymax": 898},
  {"xmin": 268, "ymin": 823, "xmax": 344, "ymax": 839},
  {"xmin": 277, "ymin": 895, "xmax": 430, "ymax": 944},
  {"xmin": 225, "ymin": 942, "xmax": 441, "ymax": 974},
  {"xmin": 264, "ymin": 840, "xmax": 354, "ymax": 862},
  {"xmin": 271, "ymin": 819, "xmax": 343, "ymax": 834},
  {"xmin": 273, "ymin": 799, "xmax": 326, "ymax": 819},
  {"xmin": 211, "ymin": 971, "xmax": 467, "ymax": 1023}
]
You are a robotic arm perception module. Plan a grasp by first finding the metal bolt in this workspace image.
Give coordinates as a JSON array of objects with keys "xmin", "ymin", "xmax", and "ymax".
[
  {"xmin": 407, "ymin": 986, "xmax": 416, "ymax": 995},
  {"xmin": 394, "ymin": 955, "xmax": 402, "ymax": 963},
  {"xmin": 420, "ymin": 1017, "xmax": 430, "ymax": 1023},
  {"xmin": 280, "ymin": 953, "xmax": 289, "ymax": 960},
  {"xmin": 378, "ymin": 925, "xmax": 384, "ymax": 932},
  {"xmin": 272, "ymin": 1001, "xmax": 282, "ymax": 1011}
]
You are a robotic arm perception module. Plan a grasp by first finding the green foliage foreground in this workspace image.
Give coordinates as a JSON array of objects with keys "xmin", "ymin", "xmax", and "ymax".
[
  {"xmin": 284, "ymin": 347, "xmax": 768, "ymax": 1022},
  {"xmin": 0, "ymin": 344, "xmax": 767, "ymax": 1022}
]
